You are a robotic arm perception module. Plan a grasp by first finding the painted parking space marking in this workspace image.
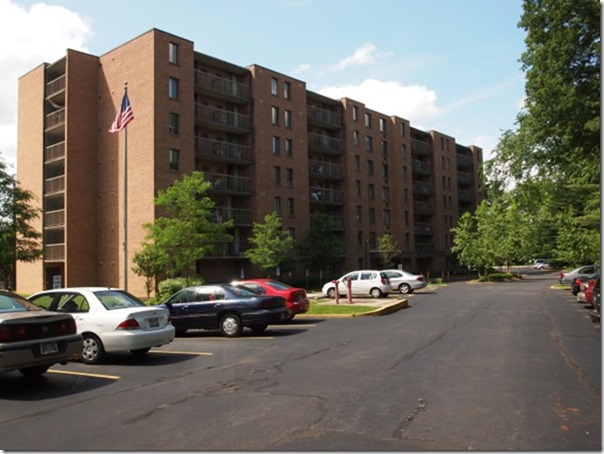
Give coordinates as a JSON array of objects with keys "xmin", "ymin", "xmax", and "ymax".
[
  {"xmin": 48, "ymin": 369, "xmax": 121, "ymax": 380},
  {"xmin": 149, "ymin": 350, "xmax": 213, "ymax": 356}
]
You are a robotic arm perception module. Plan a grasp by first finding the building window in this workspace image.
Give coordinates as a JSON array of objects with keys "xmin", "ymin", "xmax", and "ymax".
[
  {"xmin": 168, "ymin": 77, "xmax": 179, "ymax": 99},
  {"xmin": 353, "ymin": 130, "xmax": 359, "ymax": 146},
  {"xmin": 365, "ymin": 136, "xmax": 372, "ymax": 152},
  {"xmin": 287, "ymin": 198, "xmax": 294, "ymax": 216},
  {"xmin": 355, "ymin": 180, "xmax": 361, "ymax": 196},
  {"xmin": 405, "ymin": 211, "xmax": 409, "ymax": 226},
  {"xmin": 380, "ymin": 140, "xmax": 388, "ymax": 155},
  {"xmin": 379, "ymin": 118, "xmax": 386, "ymax": 132},
  {"xmin": 271, "ymin": 107, "xmax": 279, "ymax": 125},
  {"xmin": 274, "ymin": 196, "xmax": 281, "ymax": 215},
  {"xmin": 382, "ymin": 186, "xmax": 390, "ymax": 201},
  {"xmin": 284, "ymin": 81, "xmax": 291, "ymax": 100},
  {"xmin": 289, "ymin": 227, "xmax": 295, "ymax": 239},
  {"xmin": 381, "ymin": 163, "xmax": 389, "ymax": 179},
  {"xmin": 368, "ymin": 183, "xmax": 375, "ymax": 200},
  {"xmin": 286, "ymin": 168, "xmax": 293, "ymax": 187},
  {"xmin": 168, "ymin": 42, "xmax": 179, "ymax": 64},
  {"xmin": 356, "ymin": 205, "xmax": 362, "ymax": 222},
  {"xmin": 352, "ymin": 105, "xmax": 358, "ymax": 121},
  {"xmin": 168, "ymin": 112, "xmax": 179, "ymax": 135},
  {"xmin": 271, "ymin": 77, "xmax": 278, "ymax": 96},
  {"xmin": 284, "ymin": 110, "xmax": 292, "ymax": 129},
  {"xmin": 367, "ymin": 159, "xmax": 374, "ymax": 176},
  {"xmin": 401, "ymin": 144, "xmax": 407, "ymax": 158},
  {"xmin": 400, "ymin": 122, "xmax": 406, "ymax": 137},
  {"xmin": 369, "ymin": 207, "xmax": 376, "ymax": 225},
  {"xmin": 272, "ymin": 136, "xmax": 280, "ymax": 155},
  {"xmin": 364, "ymin": 112, "xmax": 371, "ymax": 128},
  {"xmin": 169, "ymin": 149, "xmax": 180, "ymax": 171},
  {"xmin": 383, "ymin": 210, "xmax": 391, "ymax": 226},
  {"xmin": 354, "ymin": 155, "xmax": 360, "ymax": 171},
  {"xmin": 285, "ymin": 138, "xmax": 292, "ymax": 157},
  {"xmin": 273, "ymin": 166, "xmax": 281, "ymax": 185}
]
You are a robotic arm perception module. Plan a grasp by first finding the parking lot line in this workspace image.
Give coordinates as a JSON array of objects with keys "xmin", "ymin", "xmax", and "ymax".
[
  {"xmin": 48, "ymin": 369, "xmax": 121, "ymax": 380},
  {"xmin": 149, "ymin": 350, "xmax": 213, "ymax": 356}
]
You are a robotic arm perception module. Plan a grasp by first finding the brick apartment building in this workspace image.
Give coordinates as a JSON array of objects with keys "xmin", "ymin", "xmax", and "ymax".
[{"xmin": 16, "ymin": 28, "xmax": 482, "ymax": 297}]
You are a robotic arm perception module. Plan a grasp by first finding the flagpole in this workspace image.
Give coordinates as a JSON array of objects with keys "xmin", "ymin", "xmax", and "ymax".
[{"xmin": 122, "ymin": 81, "xmax": 128, "ymax": 291}]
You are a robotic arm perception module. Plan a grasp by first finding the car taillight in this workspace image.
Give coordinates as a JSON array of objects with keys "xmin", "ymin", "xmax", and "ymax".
[
  {"xmin": 417, "ymin": 276, "xmax": 424, "ymax": 282},
  {"xmin": 58, "ymin": 318, "xmax": 77, "ymax": 334},
  {"xmin": 167, "ymin": 314, "xmax": 172, "ymax": 324},
  {"xmin": 116, "ymin": 319, "xmax": 141, "ymax": 330}
]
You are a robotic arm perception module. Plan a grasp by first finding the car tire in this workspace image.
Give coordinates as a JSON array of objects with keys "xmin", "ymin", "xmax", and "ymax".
[
  {"xmin": 130, "ymin": 347, "xmax": 151, "ymax": 358},
  {"xmin": 250, "ymin": 324, "xmax": 268, "ymax": 334},
  {"xmin": 19, "ymin": 365, "xmax": 50, "ymax": 377},
  {"xmin": 220, "ymin": 313, "xmax": 243, "ymax": 337},
  {"xmin": 326, "ymin": 288, "xmax": 336, "ymax": 298},
  {"xmin": 370, "ymin": 288, "xmax": 383, "ymax": 298},
  {"xmin": 399, "ymin": 283, "xmax": 412, "ymax": 294},
  {"xmin": 81, "ymin": 333, "xmax": 105, "ymax": 364}
]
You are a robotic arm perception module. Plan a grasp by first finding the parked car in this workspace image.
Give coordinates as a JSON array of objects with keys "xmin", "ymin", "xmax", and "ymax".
[
  {"xmin": 159, "ymin": 284, "xmax": 290, "ymax": 337},
  {"xmin": 380, "ymin": 269, "xmax": 427, "ymax": 294},
  {"xmin": 231, "ymin": 279, "xmax": 309, "ymax": 320},
  {"xmin": 532, "ymin": 259, "xmax": 550, "ymax": 270},
  {"xmin": 0, "ymin": 290, "xmax": 83, "ymax": 377},
  {"xmin": 28, "ymin": 288, "xmax": 175, "ymax": 364},
  {"xmin": 571, "ymin": 271, "xmax": 600, "ymax": 296},
  {"xmin": 593, "ymin": 277, "xmax": 601, "ymax": 315},
  {"xmin": 583, "ymin": 276, "xmax": 599, "ymax": 308},
  {"xmin": 322, "ymin": 270, "xmax": 392, "ymax": 298},
  {"xmin": 559, "ymin": 265, "xmax": 600, "ymax": 286}
]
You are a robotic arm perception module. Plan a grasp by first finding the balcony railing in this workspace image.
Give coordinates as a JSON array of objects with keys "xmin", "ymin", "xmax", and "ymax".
[
  {"xmin": 194, "ymin": 70, "xmax": 249, "ymax": 101},
  {"xmin": 411, "ymin": 140, "xmax": 431, "ymax": 156},
  {"xmin": 45, "ymin": 109, "xmax": 65, "ymax": 130},
  {"xmin": 213, "ymin": 207, "xmax": 252, "ymax": 225},
  {"xmin": 457, "ymin": 153, "xmax": 472, "ymax": 168},
  {"xmin": 206, "ymin": 172, "xmax": 252, "ymax": 194},
  {"xmin": 195, "ymin": 137, "xmax": 251, "ymax": 163},
  {"xmin": 44, "ymin": 209, "xmax": 65, "ymax": 228},
  {"xmin": 204, "ymin": 241, "xmax": 250, "ymax": 258},
  {"xmin": 457, "ymin": 171, "xmax": 473, "ymax": 185},
  {"xmin": 414, "ymin": 223, "xmax": 434, "ymax": 235},
  {"xmin": 307, "ymin": 105, "xmax": 342, "ymax": 128},
  {"xmin": 307, "ymin": 132, "xmax": 341, "ymax": 155},
  {"xmin": 45, "ymin": 176, "xmax": 65, "ymax": 195},
  {"xmin": 195, "ymin": 104, "xmax": 251, "ymax": 131},
  {"xmin": 45, "ymin": 142, "xmax": 65, "ymax": 163},
  {"xmin": 413, "ymin": 201, "xmax": 433, "ymax": 215},
  {"xmin": 46, "ymin": 75, "xmax": 66, "ymax": 98},
  {"xmin": 308, "ymin": 160, "xmax": 343, "ymax": 179},
  {"xmin": 413, "ymin": 181, "xmax": 432, "ymax": 195},
  {"xmin": 412, "ymin": 159, "xmax": 432, "ymax": 175},
  {"xmin": 458, "ymin": 190, "xmax": 474, "ymax": 202},
  {"xmin": 45, "ymin": 244, "xmax": 65, "ymax": 261},
  {"xmin": 309, "ymin": 187, "xmax": 344, "ymax": 204}
]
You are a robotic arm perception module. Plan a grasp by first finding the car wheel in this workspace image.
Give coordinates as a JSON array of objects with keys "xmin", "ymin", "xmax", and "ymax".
[
  {"xmin": 250, "ymin": 324, "xmax": 268, "ymax": 334},
  {"xmin": 370, "ymin": 288, "xmax": 383, "ymax": 298},
  {"xmin": 19, "ymin": 365, "xmax": 50, "ymax": 377},
  {"xmin": 130, "ymin": 347, "xmax": 151, "ymax": 358},
  {"xmin": 399, "ymin": 283, "xmax": 412, "ymax": 294},
  {"xmin": 81, "ymin": 333, "xmax": 105, "ymax": 364},
  {"xmin": 220, "ymin": 313, "xmax": 243, "ymax": 337},
  {"xmin": 326, "ymin": 288, "xmax": 336, "ymax": 298}
]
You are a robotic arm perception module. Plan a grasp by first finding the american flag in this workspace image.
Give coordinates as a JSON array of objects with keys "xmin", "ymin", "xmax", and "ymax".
[{"xmin": 109, "ymin": 91, "xmax": 134, "ymax": 133}]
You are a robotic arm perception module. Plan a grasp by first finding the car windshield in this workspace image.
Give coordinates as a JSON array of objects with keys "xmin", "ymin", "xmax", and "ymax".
[
  {"xmin": 223, "ymin": 285, "xmax": 259, "ymax": 298},
  {"xmin": 265, "ymin": 280, "xmax": 292, "ymax": 290},
  {"xmin": 94, "ymin": 290, "xmax": 146, "ymax": 310},
  {"xmin": 0, "ymin": 292, "xmax": 44, "ymax": 313}
]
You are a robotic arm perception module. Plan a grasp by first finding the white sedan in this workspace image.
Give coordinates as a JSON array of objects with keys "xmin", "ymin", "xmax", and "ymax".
[
  {"xmin": 381, "ymin": 269, "xmax": 428, "ymax": 294},
  {"xmin": 28, "ymin": 287, "xmax": 175, "ymax": 364}
]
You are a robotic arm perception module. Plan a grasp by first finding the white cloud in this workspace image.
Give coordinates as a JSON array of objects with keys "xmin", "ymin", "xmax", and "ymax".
[
  {"xmin": 0, "ymin": 0, "xmax": 91, "ymax": 170},
  {"xmin": 292, "ymin": 63, "xmax": 311, "ymax": 74},
  {"xmin": 318, "ymin": 78, "xmax": 442, "ymax": 124},
  {"xmin": 325, "ymin": 42, "xmax": 378, "ymax": 73}
]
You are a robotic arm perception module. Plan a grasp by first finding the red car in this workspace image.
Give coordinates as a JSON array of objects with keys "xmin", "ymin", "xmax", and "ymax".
[{"xmin": 232, "ymin": 279, "xmax": 309, "ymax": 320}]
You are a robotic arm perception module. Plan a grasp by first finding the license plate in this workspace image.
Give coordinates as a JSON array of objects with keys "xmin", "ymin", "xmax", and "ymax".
[
  {"xmin": 40, "ymin": 341, "xmax": 58, "ymax": 355},
  {"xmin": 149, "ymin": 318, "xmax": 160, "ymax": 328}
]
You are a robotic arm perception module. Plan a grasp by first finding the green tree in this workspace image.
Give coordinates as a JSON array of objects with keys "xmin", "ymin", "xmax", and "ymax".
[
  {"xmin": 245, "ymin": 212, "xmax": 294, "ymax": 276},
  {"xmin": 296, "ymin": 213, "xmax": 344, "ymax": 274},
  {"xmin": 131, "ymin": 244, "xmax": 168, "ymax": 298},
  {"xmin": 0, "ymin": 158, "xmax": 43, "ymax": 289},
  {"xmin": 377, "ymin": 233, "xmax": 399, "ymax": 268},
  {"xmin": 141, "ymin": 171, "xmax": 233, "ymax": 281}
]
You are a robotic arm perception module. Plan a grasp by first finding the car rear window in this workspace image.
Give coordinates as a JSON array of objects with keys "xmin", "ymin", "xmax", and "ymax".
[
  {"xmin": 95, "ymin": 290, "xmax": 146, "ymax": 310},
  {"xmin": 265, "ymin": 280, "xmax": 292, "ymax": 290},
  {"xmin": 0, "ymin": 293, "xmax": 44, "ymax": 313}
]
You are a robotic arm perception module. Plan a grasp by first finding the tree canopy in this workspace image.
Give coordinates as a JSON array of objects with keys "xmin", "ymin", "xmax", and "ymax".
[{"xmin": 244, "ymin": 211, "xmax": 294, "ymax": 276}]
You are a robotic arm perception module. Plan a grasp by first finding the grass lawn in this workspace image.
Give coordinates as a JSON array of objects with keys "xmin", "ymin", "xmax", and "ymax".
[{"xmin": 305, "ymin": 301, "xmax": 377, "ymax": 315}]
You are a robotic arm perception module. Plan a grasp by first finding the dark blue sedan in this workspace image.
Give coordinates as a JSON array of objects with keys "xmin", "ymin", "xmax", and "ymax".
[{"xmin": 159, "ymin": 284, "xmax": 289, "ymax": 337}]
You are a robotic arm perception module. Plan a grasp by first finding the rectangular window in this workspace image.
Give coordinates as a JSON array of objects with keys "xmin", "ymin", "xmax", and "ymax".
[
  {"xmin": 168, "ymin": 42, "xmax": 179, "ymax": 64},
  {"xmin": 272, "ymin": 136, "xmax": 280, "ymax": 155},
  {"xmin": 287, "ymin": 198, "xmax": 294, "ymax": 216},
  {"xmin": 271, "ymin": 107, "xmax": 279, "ymax": 125},
  {"xmin": 368, "ymin": 183, "xmax": 375, "ymax": 200},
  {"xmin": 273, "ymin": 166, "xmax": 281, "ymax": 185},
  {"xmin": 369, "ymin": 207, "xmax": 376, "ymax": 224},
  {"xmin": 354, "ymin": 155, "xmax": 360, "ymax": 171},
  {"xmin": 271, "ymin": 77, "xmax": 278, "ymax": 96},
  {"xmin": 274, "ymin": 196, "xmax": 281, "ymax": 215},
  {"xmin": 381, "ymin": 163, "xmax": 389, "ymax": 179},
  {"xmin": 365, "ymin": 136, "xmax": 372, "ymax": 152},
  {"xmin": 379, "ymin": 118, "xmax": 386, "ymax": 132},
  {"xmin": 285, "ymin": 138, "xmax": 292, "ymax": 157},
  {"xmin": 380, "ymin": 140, "xmax": 388, "ymax": 155},
  {"xmin": 353, "ymin": 130, "xmax": 359, "ymax": 146},
  {"xmin": 382, "ymin": 186, "xmax": 390, "ymax": 201},
  {"xmin": 168, "ymin": 112, "xmax": 179, "ymax": 135},
  {"xmin": 284, "ymin": 110, "xmax": 292, "ymax": 128},
  {"xmin": 286, "ymin": 168, "xmax": 293, "ymax": 187},
  {"xmin": 400, "ymin": 122, "xmax": 406, "ymax": 137},
  {"xmin": 364, "ymin": 112, "xmax": 371, "ymax": 128},
  {"xmin": 355, "ymin": 180, "xmax": 361, "ymax": 196},
  {"xmin": 288, "ymin": 227, "xmax": 295, "ymax": 239},
  {"xmin": 352, "ymin": 105, "xmax": 358, "ymax": 121},
  {"xmin": 383, "ymin": 210, "xmax": 391, "ymax": 226},
  {"xmin": 169, "ymin": 149, "xmax": 180, "ymax": 171},
  {"xmin": 367, "ymin": 160, "xmax": 374, "ymax": 176},
  {"xmin": 168, "ymin": 77, "xmax": 179, "ymax": 99},
  {"xmin": 284, "ymin": 81, "xmax": 291, "ymax": 100},
  {"xmin": 356, "ymin": 205, "xmax": 362, "ymax": 222}
]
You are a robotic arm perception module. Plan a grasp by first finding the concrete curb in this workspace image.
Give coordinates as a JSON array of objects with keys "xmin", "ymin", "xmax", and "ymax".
[{"xmin": 296, "ymin": 298, "xmax": 409, "ymax": 318}]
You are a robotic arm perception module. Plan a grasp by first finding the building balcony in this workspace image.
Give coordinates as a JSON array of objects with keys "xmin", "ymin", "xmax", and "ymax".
[
  {"xmin": 457, "ymin": 153, "xmax": 472, "ymax": 169},
  {"xmin": 195, "ymin": 137, "xmax": 251, "ymax": 164},
  {"xmin": 458, "ymin": 189, "xmax": 474, "ymax": 202},
  {"xmin": 412, "ymin": 159, "xmax": 433, "ymax": 175},
  {"xmin": 412, "ymin": 181, "xmax": 432, "ymax": 195},
  {"xmin": 206, "ymin": 172, "xmax": 252, "ymax": 195},
  {"xmin": 194, "ymin": 70, "xmax": 250, "ymax": 104},
  {"xmin": 45, "ymin": 141, "xmax": 65, "ymax": 163},
  {"xmin": 46, "ymin": 74, "xmax": 66, "ymax": 102},
  {"xmin": 204, "ymin": 241, "xmax": 250, "ymax": 258},
  {"xmin": 45, "ymin": 108, "xmax": 65, "ymax": 131},
  {"xmin": 309, "ymin": 187, "xmax": 344, "ymax": 205},
  {"xmin": 413, "ymin": 201, "xmax": 433, "ymax": 215},
  {"xmin": 457, "ymin": 171, "xmax": 473, "ymax": 185},
  {"xmin": 308, "ymin": 160, "xmax": 343, "ymax": 179},
  {"xmin": 44, "ymin": 209, "xmax": 65, "ymax": 228},
  {"xmin": 414, "ymin": 223, "xmax": 434, "ymax": 235},
  {"xmin": 307, "ymin": 105, "xmax": 342, "ymax": 129},
  {"xmin": 45, "ymin": 175, "xmax": 65, "ymax": 195},
  {"xmin": 213, "ymin": 207, "xmax": 252, "ymax": 226},
  {"xmin": 45, "ymin": 243, "xmax": 65, "ymax": 261},
  {"xmin": 411, "ymin": 140, "xmax": 431, "ymax": 156},
  {"xmin": 307, "ymin": 132, "xmax": 342, "ymax": 155},
  {"xmin": 195, "ymin": 104, "xmax": 251, "ymax": 134}
]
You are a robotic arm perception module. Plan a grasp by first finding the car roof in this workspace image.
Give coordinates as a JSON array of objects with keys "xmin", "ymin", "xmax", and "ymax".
[{"xmin": 32, "ymin": 287, "xmax": 122, "ymax": 293}]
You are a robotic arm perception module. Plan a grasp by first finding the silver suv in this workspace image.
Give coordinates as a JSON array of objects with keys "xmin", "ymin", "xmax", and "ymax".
[{"xmin": 322, "ymin": 270, "xmax": 392, "ymax": 298}]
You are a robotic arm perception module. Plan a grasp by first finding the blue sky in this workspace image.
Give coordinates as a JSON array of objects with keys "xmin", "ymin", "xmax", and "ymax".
[{"xmin": 0, "ymin": 0, "xmax": 527, "ymax": 170}]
